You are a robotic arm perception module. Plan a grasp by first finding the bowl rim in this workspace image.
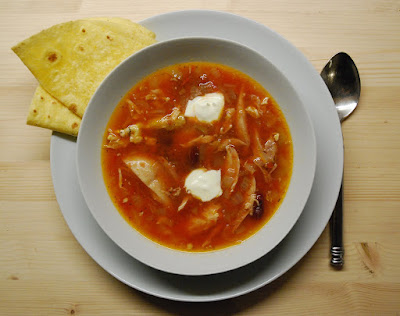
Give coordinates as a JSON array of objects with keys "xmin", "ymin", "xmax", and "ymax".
[{"xmin": 76, "ymin": 36, "xmax": 317, "ymax": 276}]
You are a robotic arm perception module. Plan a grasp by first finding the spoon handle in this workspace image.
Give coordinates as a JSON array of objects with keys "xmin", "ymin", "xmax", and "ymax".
[{"xmin": 330, "ymin": 183, "xmax": 344, "ymax": 268}]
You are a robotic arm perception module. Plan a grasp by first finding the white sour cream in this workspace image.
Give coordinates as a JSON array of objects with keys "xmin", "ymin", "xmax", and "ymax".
[
  {"xmin": 184, "ymin": 169, "xmax": 222, "ymax": 202},
  {"xmin": 184, "ymin": 92, "xmax": 224, "ymax": 123}
]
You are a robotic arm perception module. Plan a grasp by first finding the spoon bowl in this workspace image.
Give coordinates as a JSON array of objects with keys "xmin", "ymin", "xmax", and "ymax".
[{"xmin": 321, "ymin": 52, "xmax": 360, "ymax": 122}]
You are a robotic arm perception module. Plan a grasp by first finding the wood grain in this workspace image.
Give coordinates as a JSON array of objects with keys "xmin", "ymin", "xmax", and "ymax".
[{"xmin": 1, "ymin": 0, "xmax": 399, "ymax": 314}]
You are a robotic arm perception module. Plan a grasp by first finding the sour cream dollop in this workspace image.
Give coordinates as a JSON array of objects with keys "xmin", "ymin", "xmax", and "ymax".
[
  {"xmin": 184, "ymin": 168, "xmax": 222, "ymax": 202},
  {"xmin": 184, "ymin": 92, "xmax": 224, "ymax": 123}
]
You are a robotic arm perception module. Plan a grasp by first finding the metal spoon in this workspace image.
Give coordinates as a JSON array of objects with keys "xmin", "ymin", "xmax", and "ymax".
[{"xmin": 320, "ymin": 52, "xmax": 360, "ymax": 268}]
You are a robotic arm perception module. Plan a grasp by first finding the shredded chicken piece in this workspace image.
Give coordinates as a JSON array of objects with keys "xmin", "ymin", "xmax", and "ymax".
[
  {"xmin": 181, "ymin": 135, "xmax": 215, "ymax": 148},
  {"xmin": 107, "ymin": 129, "xmax": 118, "ymax": 141},
  {"xmin": 263, "ymin": 138, "xmax": 278, "ymax": 165},
  {"xmin": 147, "ymin": 107, "xmax": 185, "ymax": 130},
  {"xmin": 221, "ymin": 145, "xmax": 240, "ymax": 198},
  {"xmin": 230, "ymin": 174, "xmax": 256, "ymax": 232},
  {"xmin": 245, "ymin": 106, "xmax": 261, "ymax": 118},
  {"xmin": 117, "ymin": 108, "xmax": 186, "ymax": 145},
  {"xmin": 177, "ymin": 195, "xmax": 190, "ymax": 212},
  {"xmin": 219, "ymin": 108, "xmax": 235, "ymax": 134},
  {"xmin": 213, "ymin": 138, "xmax": 247, "ymax": 151},
  {"xmin": 251, "ymin": 130, "xmax": 279, "ymax": 181},
  {"xmin": 254, "ymin": 158, "xmax": 272, "ymax": 183},
  {"xmin": 234, "ymin": 87, "xmax": 250, "ymax": 145},
  {"xmin": 252, "ymin": 130, "xmax": 277, "ymax": 167},
  {"xmin": 119, "ymin": 124, "xmax": 143, "ymax": 144},
  {"xmin": 104, "ymin": 130, "xmax": 130, "ymax": 149},
  {"xmin": 249, "ymin": 94, "xmax": 265, "ymax": 115},
  {"xmin": 243, "ymin": 160, "xmax": 256, "ymax": 174}
]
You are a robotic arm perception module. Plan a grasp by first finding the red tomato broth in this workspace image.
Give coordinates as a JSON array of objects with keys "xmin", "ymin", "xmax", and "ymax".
[{"xmin": 102, "ymin": 62, "xmax": 293, "ymax": 252}]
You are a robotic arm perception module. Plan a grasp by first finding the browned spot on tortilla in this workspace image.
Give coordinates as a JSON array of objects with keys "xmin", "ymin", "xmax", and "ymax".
[
  {"xmin": 69, "ymin": 103, "xmax": 77, "ymax": 114},
  {"xmin": 72, "ymin": 122, "xmax": 78, "ymax": 129},
  {"xmin": 40, "ymin": 96, "xmax": 44, "ymax": 100},
  {"xmin": 47, "ymin": 52, "xmax": 58, "ymax": 62},
  {"xmin": 8, "ymin": 275, "xmax": 19, "ymax": 280},
  {"xmin": 79, "ymin": 45, "xmax": 84, "ymax": 51},
  {"xmin": 82, "ymin": 28, "xmax": 86, "ymax": 33},
  {"xmin": 48, "ymin": 115, "xmax": 51, "ymax": 119},
  {"xmin": 33, "ymin": 109, "xmax": 37, "ymax": 113},
  {"xmin": 52, "ymin": 101, "xmax": 56, "ymax": 105},
  {"xmin": 107, "ymin": 35, "xmax": 112, "ymax": 41}
]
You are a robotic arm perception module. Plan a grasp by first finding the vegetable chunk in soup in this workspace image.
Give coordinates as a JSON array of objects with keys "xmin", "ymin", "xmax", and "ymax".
[{"xmin": 102, "ymin": 62, "xmax": 293, "ymax": 251}]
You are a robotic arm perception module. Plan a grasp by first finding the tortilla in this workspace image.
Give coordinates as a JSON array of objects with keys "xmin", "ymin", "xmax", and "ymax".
[
  {"xmin": 12, "ymin": 19, "xmax": 156, "ymax": 118},
  {"xmin": 88, "ymin": 17, "xmax": 138, "ymax": 26},
  {"xmin": 85, "ymin": 17, "xmax": 156, "ymax": 40},
  {"xmin": 27, "ymin": 85, "xmax": 81, "ymax": 136}
]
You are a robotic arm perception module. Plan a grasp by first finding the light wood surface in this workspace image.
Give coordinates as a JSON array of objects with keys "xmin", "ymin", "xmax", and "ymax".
[{"xmin": 1, "ymin": 1, "xmax": 400, "ymax": 314}]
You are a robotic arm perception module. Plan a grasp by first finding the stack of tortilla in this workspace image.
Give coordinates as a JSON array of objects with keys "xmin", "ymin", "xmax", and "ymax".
[{"xmin": 12, "ymin": 17, "xmax": 156, "ymax": 136}]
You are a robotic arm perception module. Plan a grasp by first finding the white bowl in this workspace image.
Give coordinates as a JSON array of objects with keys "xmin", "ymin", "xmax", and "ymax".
[{"xmin": 77, "ymin": 37, "xmax": 316, "ymax": 276}]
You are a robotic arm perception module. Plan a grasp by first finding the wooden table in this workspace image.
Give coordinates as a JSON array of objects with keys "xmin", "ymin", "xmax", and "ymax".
[{"xmin": 1, "ymin": 1, "xmax": 399, "ymax": 314}]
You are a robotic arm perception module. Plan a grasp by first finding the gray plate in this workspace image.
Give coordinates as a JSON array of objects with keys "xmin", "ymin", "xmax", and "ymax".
[{"xmin": 50, "ymin": 10, "xmax": 343, "ymax": 302}]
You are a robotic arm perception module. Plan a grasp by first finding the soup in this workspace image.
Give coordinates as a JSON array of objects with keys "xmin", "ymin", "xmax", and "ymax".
[{"xmin": 102, "ymin": 62, "xmax": 293, "ymax": 251}]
